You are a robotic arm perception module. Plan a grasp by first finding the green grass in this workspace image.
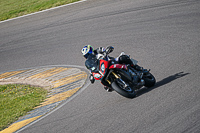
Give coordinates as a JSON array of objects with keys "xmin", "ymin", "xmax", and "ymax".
[
  {"xmin": 0, "ymin": 0, "xmax": 80, "ymax": 21},
  {"xmin": 0, "ymin": 84, "xmax": 48, "ymax": 131}
]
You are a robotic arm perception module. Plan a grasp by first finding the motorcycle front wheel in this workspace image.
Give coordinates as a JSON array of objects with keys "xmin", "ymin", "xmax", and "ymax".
[{"xmin": 111, "ymin": 79, "xmax": 136, "ymax": 99}]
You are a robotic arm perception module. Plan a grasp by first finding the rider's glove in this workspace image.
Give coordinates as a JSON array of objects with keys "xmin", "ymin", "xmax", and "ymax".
[
  {"xmin": 105, "ymin": 46, "xmax": 114, "ymax": 54},
  {"xmin": 96, "ymin": 47, "xmax": 105, "ymax": 54},
  {"xmin": 89, "ymin": 74, "xmax": 95, "ymax": 84}
]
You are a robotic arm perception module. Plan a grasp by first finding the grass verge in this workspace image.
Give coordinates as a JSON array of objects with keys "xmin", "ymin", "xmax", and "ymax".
[
  {"xmin": 0, "ymin": 0, "xmax": 80, "ymax": 21},
  {"xmin": 0, "ymin": 84, "xmax": 48, "ymax": 131}
]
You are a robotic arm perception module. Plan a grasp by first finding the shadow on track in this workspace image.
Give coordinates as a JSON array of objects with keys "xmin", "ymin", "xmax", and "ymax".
[{"xmin": 136, "ymin": 72, "xmax": 190, "ymax": 97}]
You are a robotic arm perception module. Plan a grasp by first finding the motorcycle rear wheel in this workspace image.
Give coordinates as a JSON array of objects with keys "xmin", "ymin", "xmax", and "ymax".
[
  {"xmin": 143, "ymin": 72, "xmax": 156, "ymax": 87},
  {"xmin": 111, "ymin": 80, "xmax": 136, "ymax": 99}
]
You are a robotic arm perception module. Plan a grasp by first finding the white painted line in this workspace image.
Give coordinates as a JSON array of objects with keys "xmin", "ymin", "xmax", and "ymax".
[{"xmin": 0, "ymin": 0, "xmax": 87, "ymax": 24}]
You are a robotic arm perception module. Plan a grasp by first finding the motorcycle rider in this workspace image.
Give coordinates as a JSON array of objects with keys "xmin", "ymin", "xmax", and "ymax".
[{"xmin": 81, "ymin": 45, "xmax": 143, "ymax": 91}]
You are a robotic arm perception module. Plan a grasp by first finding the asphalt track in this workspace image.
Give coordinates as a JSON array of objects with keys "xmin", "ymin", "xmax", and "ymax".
[{"xmin": 0, "ymin": 0, "xmax": 200, "ymax": 132}]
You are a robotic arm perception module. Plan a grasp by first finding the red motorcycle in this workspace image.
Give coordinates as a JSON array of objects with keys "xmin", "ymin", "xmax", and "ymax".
[{"xmin": 85, "ymin": 47, "xmax": 156, "ymax": 98}]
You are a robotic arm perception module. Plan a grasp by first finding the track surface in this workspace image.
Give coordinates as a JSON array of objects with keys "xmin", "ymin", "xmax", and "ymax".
[{"xmin": 0, "ymin": 0, "xmax": 200, "ymax": 132}]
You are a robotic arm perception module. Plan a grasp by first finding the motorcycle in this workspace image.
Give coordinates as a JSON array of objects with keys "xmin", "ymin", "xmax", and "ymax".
[{"xmin": 85, "ymin": 47, "xmax": 156, "ymax": 98}]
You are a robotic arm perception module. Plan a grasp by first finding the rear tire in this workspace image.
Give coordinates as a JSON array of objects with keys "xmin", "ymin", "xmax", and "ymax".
[
  {"xmin": 111, "ymin": 80, "xmax": 136, "ymax": 99},
  {"xmin": 143, "ymin": 73, "xmax": 156, "ymax": 87}
]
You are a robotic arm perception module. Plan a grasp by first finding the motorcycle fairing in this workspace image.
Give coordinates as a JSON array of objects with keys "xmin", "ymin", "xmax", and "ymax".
[
  {"xmin": 92, "ymin": 72, "xmax": 103, "ymax": 80},
  {"xmin": 92, "ymin": 59, "xmax": 110, "ymax": 80},
  {"xmin": 109, "ymin": 64, "xmax": 128, "ymax": 70},
  {"xmin": 100, "ymin": 59, "xmax": 110, "ymax": 74}
]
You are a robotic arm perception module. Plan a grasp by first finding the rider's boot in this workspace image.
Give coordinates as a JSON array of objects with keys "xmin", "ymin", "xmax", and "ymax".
[
  {"xmin": 89, "ymin": 74, "xmax": 95, "ymax": 84},
  {"xmin": 131, "ymin": 64, "xmax": 143, "ymax": 71}
]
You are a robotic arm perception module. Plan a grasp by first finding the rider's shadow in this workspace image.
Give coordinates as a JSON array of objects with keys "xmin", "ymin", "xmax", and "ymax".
[{"xmin": 136, "ymin": 72, "xmax": 190, "ymax": 97}]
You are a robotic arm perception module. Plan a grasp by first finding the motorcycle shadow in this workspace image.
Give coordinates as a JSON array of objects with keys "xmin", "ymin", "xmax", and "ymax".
[{"xmin": 136, "ymin": 72, "xmax": 190, "ymax": 97}]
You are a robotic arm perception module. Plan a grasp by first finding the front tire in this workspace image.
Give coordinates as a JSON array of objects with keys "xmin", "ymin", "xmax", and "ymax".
[{"xmin": 111, "ymin": 80, "xmax": 136, "ymax": 98}]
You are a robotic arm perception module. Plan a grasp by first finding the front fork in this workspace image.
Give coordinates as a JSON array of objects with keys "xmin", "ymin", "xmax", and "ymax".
[
  {"xmin": 106, "ymin": 72, "xmax": 128, "ymax": 89},
  {"xmin": 106, "ymin": 71, "xmax": 119, "ymax": 84}
]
